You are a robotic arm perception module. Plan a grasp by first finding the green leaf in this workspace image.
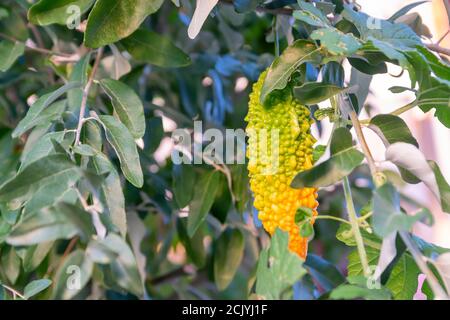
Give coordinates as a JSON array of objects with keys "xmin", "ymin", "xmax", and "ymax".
[
  {"xmin": 7, "ymin": 206, "xmax": 79, "ymax": 246},
  {"xmin": 386, "ymin": 143, "xmax": 450, "ymax": 213},
  {"xmin": 121, "ymin": 29, "xmax": 191, "ymax": 68},
  {"xmin": 291, "ymin": 127, "xmax": 364, "ymax": 188},
  {"xmin": 91, "ymin": 234, "xmax": 143, "ymax": 296},
  {"xmin": 373, "ymin": 183, "xmax": 426, "ymax": 237},
  {"xmin": 293, "ymin": 82, "xmax": 345, "ymax": 105},
  {"xmin": 84, "ymin": 0, "xmax": 164, "ymax": 48},
  {"xmin": 348, "ymin": 57, "xmax": 387, "ymax": 75},
  {"xmin": 187, "ymin": 170, "xmax": 221, "ymax": 237},
  {"xmin": 52, "ymin": 250, "xmax": 93, "ymax": 299},
  {"xmin": 28, "ymin": 0, "xmax": 95, "ymax": 25},
  {"xmin": 56, "ymin": 202, "xmax": 95, "ymax": 242},
  {"xmin": 22, "ymin": 241, "xmax": 55, "ymax": 272},
  {"xmin": 98, "ymin": 115, "xmax": 143, "ymax": 188},
  {"xmin": 172, "ymin": 164, "xmax": 196, "ymax": 208},
  {"xmin": 388, "ymin": 1, "xmax": 428, "ymax": 22},
  {"xmin": 23, "ymin": 279, "xmax": 52, "ymax": 299},
  {"xmin": 12, "ymin": 82, "xmax": 81, "ymax": 138},
  {"xmin": 293, "ymin": 2, "xmax": 330, "ymax": 28},
  {"xmin": 176, "ymin": 218, "xmax": 206, "ymax": 268},
  {"xmin": 311, "ymin": 28, "xmax": 361, "ymax": 56},
  {"xmin": 91, "ymin": 153, "xmax": 127, "ymax": 237},
  {"xmin": 20, "ymin": 131, "xmax": 65, "ymax": 170},
  {"xmin": 304, "ymin": 254, "xmax": 346, "ymax": 292},
  {"xmin": 330, "ymin": 276, "xmax": 392, "ymax": 300},
  {"xmin": 214, "ymin": 227, "xmax": 245, "ymax": 291},
  {"xmin": 0, "ymin": 154, "xmax": 81, "ymax": 203},
  {"xmin": 385, "ymin": 254, "xmax": 427, "ymax": 300},
  {"xmin": 1, "ymin": 246, "xmax": 21, "ymax": 284},
  {"xmin": 260, "ymin": 40, "xmax": 321, "ymax": 104},
  {"xmin": 369, "ymin": 114, "xmax": 418, "ymax": 147},
  {"xmin": 255, "ymin": 229, "xmax": 306, "ymax": 300},
  {"xmin": 0, "ymin": 40, "xmax": 25, "ymax": 72},
  {"xmin": 68, "ymin": 53, "xmax": 91, "ymax": 112},
  {"xmin": 99, "ymin": 79, "xmax": 145, "ymax": 139}
]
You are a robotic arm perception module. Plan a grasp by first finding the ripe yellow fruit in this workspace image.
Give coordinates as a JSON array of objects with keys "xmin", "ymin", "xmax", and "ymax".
[{"xmin": 245, "ymin": 70, "xmax": 318, "ymax": 259}]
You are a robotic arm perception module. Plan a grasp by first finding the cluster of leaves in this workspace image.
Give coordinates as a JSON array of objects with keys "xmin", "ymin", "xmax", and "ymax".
[{"xmin": 0, "ymin": 0, "xmax": 449, "ymax": 300}]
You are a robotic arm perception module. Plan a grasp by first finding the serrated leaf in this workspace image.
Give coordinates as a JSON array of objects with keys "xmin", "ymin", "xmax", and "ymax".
[
  {"xmin": 98, "ymin": 115, "xmax": 143, "ymax": 188},
  {"xmin": 84, "ymin": 0, "xmax": 164, "ymax": 48},
  {"xmin": 0, "ymin": 40, "xmax": 25, "ymax": 72},
  {"xmin": 291, "ymin": 127, "xmax": 364, "ymax": 188},
  {"xmin": 121, "ymin": 29, "xmax": 191, "ymax": 68},
  {"xmin": 0, "ymin": 154, "xmax": 81, "ymax": 203},
  {"xmin": 293, "ymin": 82, "xmax": 345, "ymax": 105},
  {"xmin": 28, "ymin": 0, "xmax": 95, "ymax": 26},
  {"xmin": 52, "ymin": 250, "xmax": 93, "ymax": 300},
  {"xmin": 23, "ymin": 279, "xmax": 52, "ymax": 299},
  {"xmin": 214, "ymin": 227, "xmax": 245, "ymax": 291},
  {"xmin": 260, "ymin": 40, "xmax": 321, "ymax": 104},
  {"xmin": 187, "ymin": 170, "xmax": 221, "ymax": 237},
  {"xmin": 99, "ymin": 79, "xmax": 145, "ymax": 139},
  {"xmin": 12, "ymin": 82, "xmax": 81, "ymax": 138},
  {"xmin": 255, "ymin": 229, "xmax": 306, "ymax": 300}
]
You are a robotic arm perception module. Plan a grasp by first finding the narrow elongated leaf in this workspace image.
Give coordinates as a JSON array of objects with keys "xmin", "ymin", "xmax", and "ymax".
[
  {"xmin": 99, "ymin": 79, "xmax": 145, "ymax": 139},
  {"xmin": 23, "ymin": 279, "xmax": 52, "ymax": 299},
  {"xmin": 294, "ymin": 82, "xmax": 345, "ymax": 105},
  {"xmin": 369, "ymin": 114, "xmax": 418, "ymax": 147},
  {"xmin": 121, "ymin": 29, "xmax": 191, "ymax": 68},
  {"xmin": 260, "ymin": 40, "xmax": 321, "ymax": 104},
  {"xmin": 256, "ymin": 229, "xmax": 306, "ymax": 300},
  {"xmin": 22, "ymin": 241, "xmax": 55, "ymax": 272},
  {"xmin": 7, "ymin": 207, "xmax": 80, "ymax": 246},
  {"xmin": 214, "ymin": 227, "xmax": 245, "ymax": 291},
  {"xmin": 1, "ymin": 246, "xmax": 21, "ymax": 284},
  {"xmin": 291, "ymin": 128, "xmax": 364, "ymax": 188},
  {"xmin": 92, "ymin": 153, "xmax": 127, "ymax": 237},
  {"xmin": 12, "ymin": 82, "xmax": 81, "ymax": 138},
  {"xmin": 68, "ymin": 53, "xmax": 91, "ymax": 112},
  {"xmin": 98, "ymin": 115, "xmax": 143, "ymax": 188},
  {"xmin": 172, "ymin": 164, "xmax": 196, "ymax": 208},
  {"xmin": 177, "ymin": 218, "xmax": 206, "ymax": 268},
  {"xmin": 388, "ymin": 1, "xmax": 428, "ymax": 22},
  {"xmin": 0, "ymin": 41, "xmax": 25, "ymax": 72},
  {"xmin": 28, "ymin": 0, "xmax": 95, "ymax": 25},
  {"xmin": 52, "ymin": 250, "xmax": 93, "ymax": 300},
  {"xmin": 84, "ymin": 0, "xmax": 164, "ymax": 48},
  {"xmin": 0, "ymin": 154, "xmax": 81, "ymax": 203},
  {"xmin": 187, "ymin": 170, "xmax": 221, "ymax": 237}
]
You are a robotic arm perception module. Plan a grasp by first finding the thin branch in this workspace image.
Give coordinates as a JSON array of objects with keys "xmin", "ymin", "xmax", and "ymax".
[
  {"xmin": 426, "ymin": 43, "xmax": 450, "ymax": 56},
  {"xmin": 314, "ymin": 215, "xmax": 351, "ymax": 225},
  {"xmin": 0, "ymin": 32, "xmax": 73, "ymax": 58},
  {"xmin": 2, "ymin": 284, "xmax": 26, "ymax": 300},
  {"xmin": 219, "ymin": 0, "xmax": 293, "ymax": 15},
  {"xmin": 343, "ymin": 177, "xmax": 371, "ymax": 277},
  {"xmin": 437, "ymin": 29, "xmax": 450, "ymax": 45},
  {"xmin": 399, "ymin": 231, "xmax": 449, "ymax": 299},
  {"xmin": 74, "ymin": 47, "xmax": 104, "ymax": 146}
]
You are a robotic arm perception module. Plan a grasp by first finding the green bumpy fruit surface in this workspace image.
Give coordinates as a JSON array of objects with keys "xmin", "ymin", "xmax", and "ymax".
[{"xmin": 245, "ymin": 70, "xmax": 318, "ymax": 259}]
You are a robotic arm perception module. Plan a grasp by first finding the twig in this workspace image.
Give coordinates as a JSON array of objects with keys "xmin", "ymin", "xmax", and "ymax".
[
  {"xmin": 437, "ymin": 29, "xmax": 450, "ymax": 45},
  {"xmin": 426, "ymin": 43, "xmax": 450, "ymax": 56},
  {"xmin": 2, "ymin": 284, "xmax": 26, "ymax": 300},
  {"xmin": 399, "ymin": 231, "xmax": 449, "ymax": 299},
  {"xmin": 0, "ymin": 32, "xmax": 73, "ymax": 58},
  {"xmin": 343, "ymin": 177, "xmax": 371, "ymax": 277},
  {"xmin": 74, "ymin": 47, "xmax": 104, "ymax": 146},
  {"xmin": 219, "ymin": 0, "xmax": 293, "ymax": 15}
]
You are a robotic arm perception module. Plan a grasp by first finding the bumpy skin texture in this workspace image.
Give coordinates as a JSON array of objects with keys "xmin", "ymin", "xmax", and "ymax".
[{"xmin": 245, "ymin": 70, "xmax": 318, "ymax": 259}]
